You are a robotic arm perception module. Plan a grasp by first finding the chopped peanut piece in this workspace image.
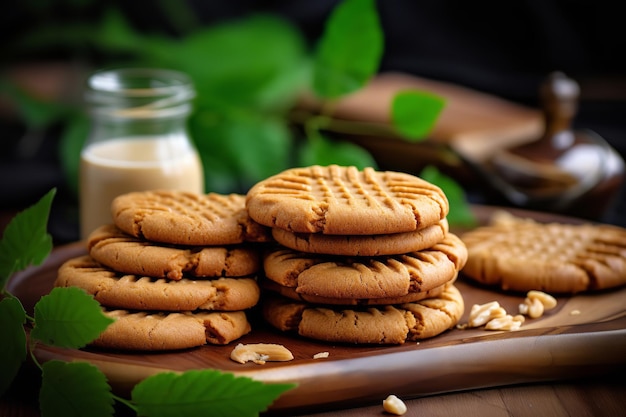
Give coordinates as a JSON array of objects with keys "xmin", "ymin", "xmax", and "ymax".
[
  {"xmin": 230, "ymin": 343, "xmax": 294, "ymax": 365},
  {"xmin": 313, "ymin": 351, "xmax": 329, "ymax": 359},
  {"xmin": 519, "ymin": 290, "xmax": 557, "ymax": 319},
  {"xmin": 383, "ymin": 395, "xmax": 407, "ymax": 415},
  {"xmin": 468, "ymin": 301, "xmax": 507, "ymax": 327},
  {"xmin": 519, "ymin": 297, "xmax": 544, "ymax": 318},
  {"xmin": 485, "ymin": 314, "xmax": 525, "ymax": 331},
  {"xmin": 527, "ymin": 290, "xmax": 557, "ymax": 310}
]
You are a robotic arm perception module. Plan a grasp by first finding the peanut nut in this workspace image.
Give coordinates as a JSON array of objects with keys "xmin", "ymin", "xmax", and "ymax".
[
  {"xmin": 519, "ymin": 290, "xmax": 557, "ymax": 318},
  {"xmin": 468, "ymin": 301, "xmax": 507, "ymax": 327},
  {"xmin": 230, "ymin": 343, "xmax": 294, "ymax": 365},
  {"xmin": 383, "ymin": 394, "xmax": 407, "ymax": 415},
  {"xmin": 485, "ymin": 314, "xmax": 525, "ymax": 331}
]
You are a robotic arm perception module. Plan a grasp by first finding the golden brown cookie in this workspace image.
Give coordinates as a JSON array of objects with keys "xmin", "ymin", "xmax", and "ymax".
[
  {"xmin": 55, "ymin": 256, "xmax": 260, "ymax": 311},
  {"xmin": 460, "ymin": 212, "xmax": 626, "ymax": 293},
  {"xmin": 112, "ymin": 190, "xmax": 271, "ymax": 246},
  {"xmin": 262, "ymin": 284, "xmax": 464, "ymax": 344},
  {"xmin": 87, "ymin": 224, "xmax": 261, "ymax": 280},
  {"xmin": 263, "ymin": 233, "xmax": 467, "ymax": 300},
  {"xmin": 91, "ymin": 309, "xmax": 251, "ymax": 351},
  {"xmin": 246, "ymin": 165, "xmax": 449, "ymax": 235},
  {"xmin": 261, "ymin": 278, "xmax": 453, "ymax": 306},
  {"xmin": 271, "ymin": 219, "xmax": 449, "ymax": 256}
]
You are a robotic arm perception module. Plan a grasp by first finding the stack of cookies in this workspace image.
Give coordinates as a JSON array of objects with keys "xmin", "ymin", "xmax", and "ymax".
[
  {"xmin": 54, "ymin": 191, "xmax": 271, "ymax": 351},
  {"xmin": 246, "ymin": 165, "xmax": 468, "ymax": 344}
]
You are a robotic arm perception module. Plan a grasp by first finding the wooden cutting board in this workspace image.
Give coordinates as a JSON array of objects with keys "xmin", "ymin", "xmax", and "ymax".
[
  {"xmin": 295, "ymin": 72, "xmax": 544, "ymax": 165},
  {"xmin": 8, "ymin": 206, "xmax": 626, "ymax": 414}
]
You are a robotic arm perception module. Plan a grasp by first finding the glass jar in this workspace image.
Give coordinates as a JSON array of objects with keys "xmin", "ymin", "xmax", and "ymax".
[{"xmin": 79, "ymin": 68, "xmax": 204, "ymax": 239}]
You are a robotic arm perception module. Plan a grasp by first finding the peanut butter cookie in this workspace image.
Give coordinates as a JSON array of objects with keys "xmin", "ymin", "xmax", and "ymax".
[
  {"xmin": 55, "ymin": 255, "xmax": 260, "ymax": 311},
  {"xmin": 461, "ymin": 212, "xmax": 626, "ymax": 293},
  {"xmin": 112, "ymin": 190, "xmax": 271, "ymax": 246},
  {"xmin": 88, "ymin": 224, "xmax": 261, "ymax": 280},
  {"xmin": 263, "ymin": 233, "xmax": 467, "ymax": 300},
  {"xmin": 262, "ymin": 284, "xmax": 464, "ymax": 344},
  {"xmin": 271, "ymin": 219, "xmax": 449, "ymax": 256},
  {"xmin": 246, "ymin": 165, "xmax": 449, "ymax": 235},
  {"xmin": 92, "ymin": 309, "xmax": 251, "ymax": 350}
]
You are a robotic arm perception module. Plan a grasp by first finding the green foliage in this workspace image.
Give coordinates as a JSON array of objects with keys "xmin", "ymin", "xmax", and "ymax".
[
  {"xmin": 312, "ymin": 0, "xmax": 383, "ymax": 98},
  {"xmin": 0, "ymin": 188, "xmax": 55, "ymax": 284},
  {"xmin": 133, "ymin": 371, "xmax": 295, "ymax": 417},
  {"xmin": 420, "ymin": 165, "xmax": 477, "ymax": 227},
  {"xmin": 0, "ymin": 297, "xmax": 27, "ymax": 395},
  {"xmin": 298, "ymin": 131, "xmax": 377, "ymax": 168},
  {"xmin": 31, "ymin": 287, "xmax": 115, "ymax": 349},
  {"xmin": 392, "ymin": 91, "xmax": 446, "ymax": 140},
  {"xmin": 190, "ymin": 110, "xmax": 294, "ymax": 194},
  {"xmin": 40, "ymin": 361, "xmax": 115, "ymax": 417},
  {"xmin": 58, "ymin": 111, "xmax": 90, "ymax": 195},
  {"xmin": 0, "ymin": 80, "xmax": 69, "ymax": 129},
  {"xmin": 4, "ymin": 0, "xmax": 472, "ymax": 203}
]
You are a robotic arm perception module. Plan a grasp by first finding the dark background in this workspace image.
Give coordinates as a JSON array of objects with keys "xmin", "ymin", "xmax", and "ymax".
[{"xmin": 2, "ymin": 0, "xmax": 625, "ymax": 242}]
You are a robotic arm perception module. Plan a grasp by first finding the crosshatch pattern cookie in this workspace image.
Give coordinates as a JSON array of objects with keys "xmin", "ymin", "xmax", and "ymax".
[
  {"xmin": 55, "ymin": 256, "xmax": 260, "ymax": 311},
  {"xmin": 262, "ymin": 284, "xmax": 464, "ymax": 344},
  {"xmin": 91, "ymin": 309, "xmax": 251, "ymax": 351},
  {"xmin": 87, "ymin": 224, "xmax": 261, "ymax": 280},
  {"xmin": 246, "ymin": 165, "xmax": 449, "ymax": 235},
  {"xmin": 112, "ymin": 190, "xmax": 271, "ymax": 246},
  {"xmin": 263, "ymin": 233, "xmax": 467, "ymax": 300},
  {"xmin": 272, "ymin": 219, "xmax": 449, "ymax": 256},
  {"xmin": 261, "ymin": 279, "xmax": 453, "ymax": 306},
  {"xmin": 460, "ymin": 212, "xmax": 626, "ymax": 293}
]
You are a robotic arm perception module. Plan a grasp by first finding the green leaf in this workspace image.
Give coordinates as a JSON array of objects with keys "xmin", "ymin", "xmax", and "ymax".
[
  {"xmin": 312, "ymin": 0, "xmax": 383, "ymax": 99},
  {"xmin": 298, "ymin": 131, "xmax": 377, "ymax": 169},
  {"xmin": 155, "ymin": 15, "xmax": 307, "ymax": 111},
  {"xmin": 0, "ymin": 80, "xmax": 67, "ymax": 129},
  {"xmin": 58, "ymin": 111, "xmax": 90, "ymax": 197},
  {"xmin": 30, "ymin": 287, "xmax": 114, "ymax": 349},
  {"xmin": 0, "ymin": 297, "xmax": 27, "ymax": 397},
  {"xmin": 420, "ymin": 165, "xmax": 477, "ymax": 227},
  {"xmin": 92, "ymin": 8, "xmax": 152, "ymax": 55},
  {"xmin": 133, "ymin": 370, "xmax": 295, "ymax": 417},
  {"xmin": 0, "ymin": 188, "xmax": 55, "ymax": 285},
  {"xmin": 40, "ymin": 360, "xmax": 115, "ymax": 417},
  {"xmin": 191, "ymin": 109, "xmax": 293, "ymax": 193},
  {"xmin": 391, "ymin": 90, "xmax": 446, "ymax": 140}
]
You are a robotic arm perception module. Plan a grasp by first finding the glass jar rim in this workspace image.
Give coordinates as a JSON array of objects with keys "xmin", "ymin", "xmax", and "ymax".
[
  {"xmin": 86, "ymin": 68, "xmax": 195, "ymax": 118},
  {"xmin": 87, "ymin": 68, "xmax": 194, "ymax": 96}
]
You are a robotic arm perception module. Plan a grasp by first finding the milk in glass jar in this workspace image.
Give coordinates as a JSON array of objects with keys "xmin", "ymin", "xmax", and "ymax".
[{"xmin": 79, "ymin": 68, "xmax": 204, "ymax": 239}]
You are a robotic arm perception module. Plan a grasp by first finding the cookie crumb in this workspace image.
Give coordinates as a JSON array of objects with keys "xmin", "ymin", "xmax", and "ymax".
[
  {"xmin": 230, "ymin": 343, "xmax": 293, "ymax": 365},
  {"xmin": 570, "ymin": 309, "xmax": 581, "ymax": 316},
  {"xmin": 383, "ymin": 394, "xmax": 407, "ymax": 415},
  {"xmin": 313, "ymin": 351, "xmax": 329, "ymax": 359}
]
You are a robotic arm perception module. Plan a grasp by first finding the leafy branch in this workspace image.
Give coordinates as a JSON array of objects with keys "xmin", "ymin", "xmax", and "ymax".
[
  {"xmin": 0, "ymin": 190, "xmax": 295, "ymax": 417},
  {"xmin": 4, "ymin": 0, "xmax": 469, "ymax": 205}
]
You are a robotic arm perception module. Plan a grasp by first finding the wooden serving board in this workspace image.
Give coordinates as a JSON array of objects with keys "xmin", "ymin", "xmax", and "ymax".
[{"xmin": 8, "ymin": 206, "xmax": 626, "ymax": 415}]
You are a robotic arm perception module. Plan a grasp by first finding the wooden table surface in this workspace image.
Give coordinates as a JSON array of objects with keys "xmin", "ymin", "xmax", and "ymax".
[{"xmin": 3, "ymin": 367, "xmax": 625, "ymax": 417}]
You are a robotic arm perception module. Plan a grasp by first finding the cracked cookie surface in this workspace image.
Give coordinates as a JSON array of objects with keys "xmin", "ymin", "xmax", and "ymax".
[
  {"xmin": 92, "ymin": 309, "xmax": 251, "ymax": 350},
  {"xmin": 87, "ymin": 224, "xmax": 261, "ymax": 280},
  {"xmin": 112, "ymin": 190, "xmax": 271, "ymax": 246},
  {"xmin": 263, "ymin": 233, "xmax": 467, "ymax": 300},
  {"xmin": 55, "ymin": 255, "xmax": 260, "ymax": 311},
  {"xmin": 262, "ymin": 284, "xmax": 464, "ymax": 344}
]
